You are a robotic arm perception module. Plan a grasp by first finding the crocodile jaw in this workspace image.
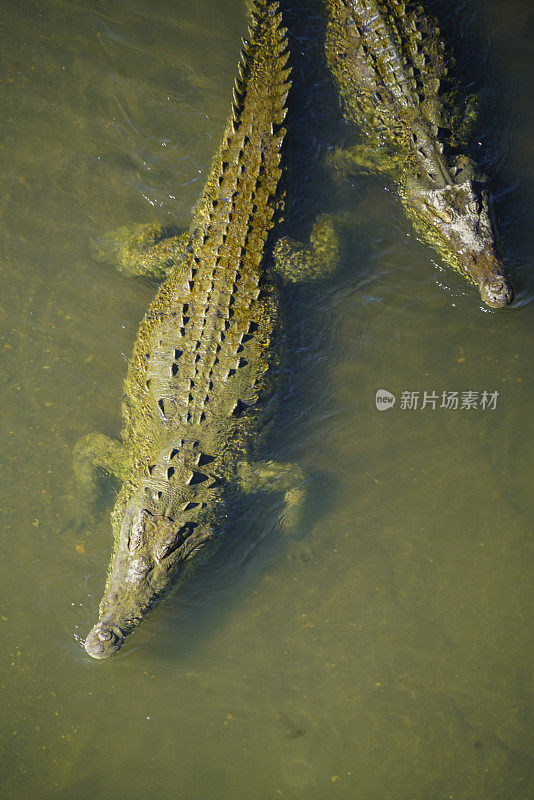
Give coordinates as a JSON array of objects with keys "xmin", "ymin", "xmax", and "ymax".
[
  {"xmin": 84, "ymin": 502, "xmax": 216, "ymax": 659},
  {"xmin": 402, "ymin": 177, "xmax": 513, "ymax": 308}
]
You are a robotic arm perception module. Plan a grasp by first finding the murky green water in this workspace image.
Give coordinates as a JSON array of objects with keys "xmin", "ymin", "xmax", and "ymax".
[{"xmin": 1, "ymin": 1, "xmax": 532, "ymax": 798}]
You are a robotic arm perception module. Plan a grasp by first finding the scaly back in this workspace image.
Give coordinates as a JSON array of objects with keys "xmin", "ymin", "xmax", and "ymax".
[
  {"xmin": 326, "ymin": 0, "xmax": 449, "ymax": 150},
  {"xmin": 124, "ymin": 0, "xmax": 291, "ymax": 456}
]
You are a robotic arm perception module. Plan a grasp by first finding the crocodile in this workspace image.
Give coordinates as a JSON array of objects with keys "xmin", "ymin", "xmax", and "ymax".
[
  {"xmin": 76, "ymin": 0, "xmax": 340, "ymax": 659},
  {"xmin": 324, "ymin": 0, "xmax": 514, "ymax": 308}
]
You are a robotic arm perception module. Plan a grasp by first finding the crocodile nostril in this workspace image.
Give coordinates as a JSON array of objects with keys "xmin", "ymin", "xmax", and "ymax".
[
  {"xmin": 85, "ymin": 624, "xmax": 124, "ymax": 659},
  {"xmin": 479, "ymin": 278, "xmax": 514, "ymax": 308}
]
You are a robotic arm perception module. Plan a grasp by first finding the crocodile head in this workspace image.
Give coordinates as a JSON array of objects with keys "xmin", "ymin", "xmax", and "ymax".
[
  {"xmin": 401, "ymin": 155, "xmax": 513, "ymax": 309},
  {"xmin": 85, "ymin": 503, "xmax": 216, "ymax": 659}
]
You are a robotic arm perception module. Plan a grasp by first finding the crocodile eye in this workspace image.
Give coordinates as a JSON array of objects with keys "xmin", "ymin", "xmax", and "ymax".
[
  {"xmin": 154, "ymin": 526, "xmax": 186, "ymax": 562},
  {"xmin": 154, "ymin": 542, "xmax": 173, "ymax": 561}
]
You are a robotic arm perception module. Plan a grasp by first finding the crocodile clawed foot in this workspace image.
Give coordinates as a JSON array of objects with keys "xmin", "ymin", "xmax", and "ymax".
[
  {"xmin": 73, "ymin": 432, "xmax": 129, "ymax": 509},
  {"xmin": 238, "ymin": 460, "xmax": 308, "ymax": 533},
  {"xmin": 90, "ymin": 223, "xmax": 168, "ymax": 265},
  {"xmin": 281, "ymin": 486, "xmax": 306, "ymax": 533},
  {"xmin": 325, "ymin": 143, "xmax": 395, "ymax": 182},
  {"xmin": 273, "ymin": 214, "xmax": 343, "ymax": 282},
  {"xmin": 90, "ymin": 223, "xmax": 190, "ymax": 280}
]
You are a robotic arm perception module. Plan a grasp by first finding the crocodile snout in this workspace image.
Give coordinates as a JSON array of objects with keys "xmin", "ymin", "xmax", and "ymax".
[
  {"xmin": 85, "ymin": 623, "xmax": 124, "ymax": 659},
  {"xmin": 478, "ymin": 276, "xmax": 514, "ymax": 309}
]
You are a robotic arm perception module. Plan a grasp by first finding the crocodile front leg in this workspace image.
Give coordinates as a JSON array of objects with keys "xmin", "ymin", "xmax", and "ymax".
[
  {"xmin": 91, "ymin": 223, "xmax": 191, "ymax": 280},
  {"xmin": 237, "ymin": 460, "xmax": 307, "ymax": 531},
  {"xmin": 272, "ymin": 213, "xmax": 343, "ymax": 282},
  {"xmin": 73, "ymin": 432, "xmax": 130, "ymax": 506},
  {"xmin": 326, "ymin": 143, "xmax": 399, "ymax": 181},
  {"xmin": 446, "ymin": 94, "xmax": 479, "ymax": 149}
]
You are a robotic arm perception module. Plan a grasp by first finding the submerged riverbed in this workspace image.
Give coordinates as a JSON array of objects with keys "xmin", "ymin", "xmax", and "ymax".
[{"xmin": 0, "ymin": 1, "xmax": 532, "ymax": 798}]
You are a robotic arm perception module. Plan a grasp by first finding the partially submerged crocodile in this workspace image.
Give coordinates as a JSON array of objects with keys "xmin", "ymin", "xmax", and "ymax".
[
  {"xmin": 76, "ymin": 0, "xmax": 339, "ymax": 659},
  {"xmin": 325, "ymin": 0, "xmax": 514, "ymax": 308}
]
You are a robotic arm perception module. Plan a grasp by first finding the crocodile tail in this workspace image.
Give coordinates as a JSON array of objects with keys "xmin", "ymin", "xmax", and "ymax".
[
  {"xmin": 236, "ymin": 0, "xmax": 291, "ymax": 129},
  {"xmin": 193, "ymin": 0, "xmax": 291, "ymax": 238}
]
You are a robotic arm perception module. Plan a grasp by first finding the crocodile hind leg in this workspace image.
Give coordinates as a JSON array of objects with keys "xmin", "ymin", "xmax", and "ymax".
[
  {"xmin": 272, "ymin": 213, "xmax": 344, "ymax": 283},
  {"xmin": 73, "ymin": 432, "xmax": 130, "ymax": 507},
  {"xmin": 90, "ymin": 223, "xmax": 191, "ymax": 280},
  {"xmin": 237, "ymin": 460, "xmax": 307, "ymax": 532}
]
